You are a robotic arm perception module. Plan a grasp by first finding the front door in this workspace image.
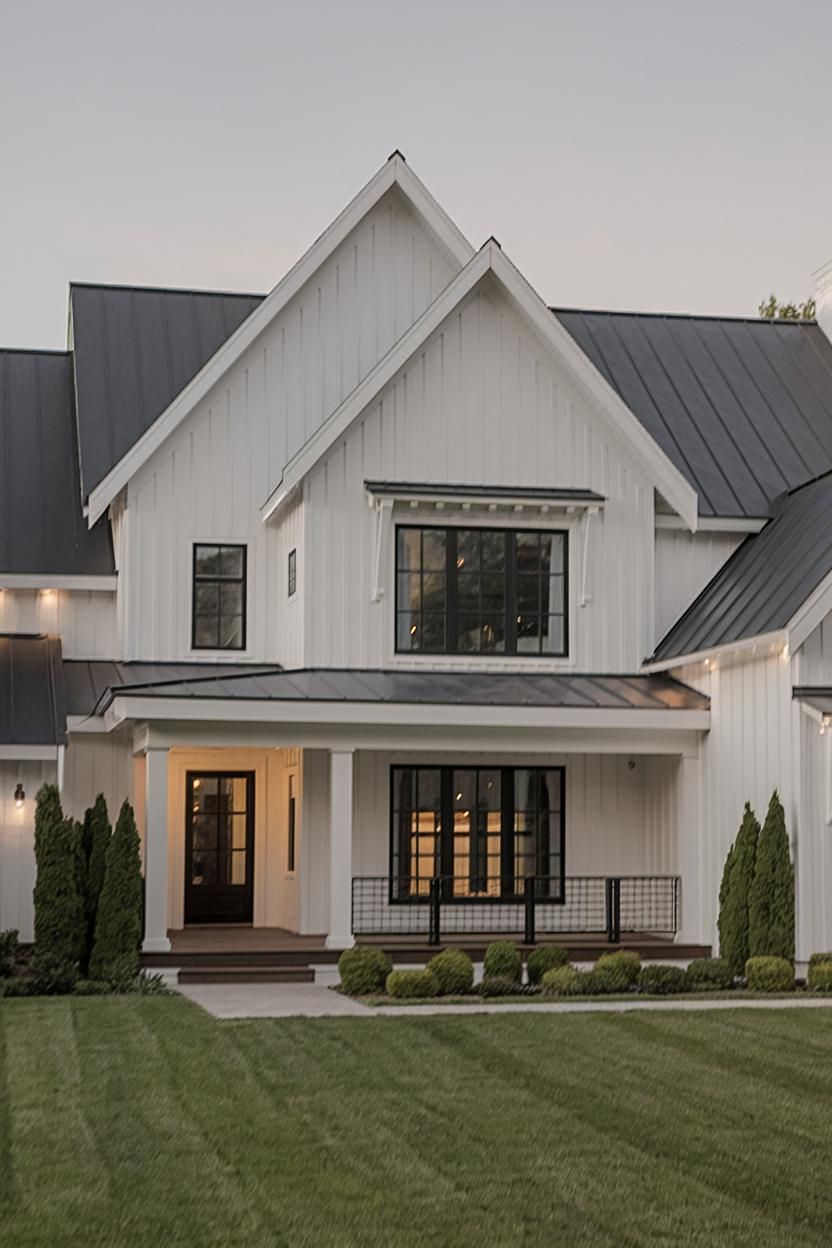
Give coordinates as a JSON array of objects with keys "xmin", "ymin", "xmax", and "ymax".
[{"xmin": 185, "ymin": 772, "xmax": 255, "ymax": 923}]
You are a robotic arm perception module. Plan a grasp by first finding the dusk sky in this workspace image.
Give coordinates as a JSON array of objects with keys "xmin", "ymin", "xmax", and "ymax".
[{"xmin": 2, "ymin": 0, "xmax": 830, "ymax": 349}]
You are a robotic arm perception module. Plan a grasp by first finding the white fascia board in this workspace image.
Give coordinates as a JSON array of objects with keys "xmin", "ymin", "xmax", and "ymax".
[
  {"xmin": 262, "ymin": 243, "xmax": 699, "ymax": 529},
  {"xmin": 87, "ymin": 156, "xmax": 475, "ymax": 526},
  {"xmin": 0, "ymin": 744, "xmax": 60, "ymax": 761},
  {"xmin": 654, "ymin": 514, "xmax": 766, "ymax": 534},
  {"xmin": 641, "ymin": 629, "xmax": 788, "ymax": 673},
  {"xmin": 66, "ymin": 714, "xmax": 109, "ymax": 734},
  {"xmin": 788, "ymin": 568, "xmax": 832, "ymax": 653},
  {"xmin": 106, "ymin": 693, "xmax": 709, "ymax": 734},
  {"xmin": 0, "ymin": 574, "xmax": 117, "ymax": 591}
]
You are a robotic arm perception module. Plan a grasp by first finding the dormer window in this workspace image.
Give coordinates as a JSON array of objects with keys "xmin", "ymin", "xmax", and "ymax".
[
  {"xmin": 192, "ymin": 544, "xmax": 247, "ymax": 650},
  {"xmin": 395, "ymin": 526, "xmax": 567, "ymax": 656}
]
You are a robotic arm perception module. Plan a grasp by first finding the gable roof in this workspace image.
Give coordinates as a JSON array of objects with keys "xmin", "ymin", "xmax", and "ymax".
[
  {"xmin": 71, "ymin": 284, "xmax": 265, "ymax": 499},
  {"xmin": 85, "ymin": 154, "xmax": 475, "ymax": 524},
  {"xmin": 0, "ymin": 350, "xmax": 114, "ymax": 577},
  {"xmin": 261, "ymin": 242, "xmax": 699, "ymax": 529},
  {"xmin": 0, "ymin": 634, "xmax": 66, "ymax": 746},
  {"xmin": 649, "ymin": 470, "xmax": 832, "ymax": 663},
  {"xmin": 554, "ymin": 310, "xmax": 832, "ymax": 519}
]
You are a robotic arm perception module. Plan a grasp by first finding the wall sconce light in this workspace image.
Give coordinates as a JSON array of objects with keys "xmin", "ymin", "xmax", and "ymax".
[{"xmin": 14, "ymin": 783, "xmax": 25, "ymax": 808}]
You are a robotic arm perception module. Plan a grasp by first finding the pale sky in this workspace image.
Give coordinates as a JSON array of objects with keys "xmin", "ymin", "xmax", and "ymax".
[{"xmin": 2, "ymin": 0, "xmax": 831, "ymax": 349}]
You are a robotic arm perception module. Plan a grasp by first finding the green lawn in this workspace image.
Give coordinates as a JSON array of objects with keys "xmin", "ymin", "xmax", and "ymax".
[{"xmin": 0, "ymin": 996, "xmax": 830, "ymax": 1247}]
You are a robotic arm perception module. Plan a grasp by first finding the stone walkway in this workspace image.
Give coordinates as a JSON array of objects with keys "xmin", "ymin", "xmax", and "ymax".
[{"xmin": 178, "ymin": 982, "xmax": 832, "ymax": 1020}]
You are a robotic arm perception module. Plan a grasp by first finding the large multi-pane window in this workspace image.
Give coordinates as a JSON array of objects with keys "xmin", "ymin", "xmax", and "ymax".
[
  {"xmin": 192, "ymin": 544, "xmax": 247, "ymax": 650},
  {"xmin": 396, "ymin": 526, "xmax": 567, "ymax": 656},
  {"xmin": 390, "ymin": 765, "xmax": 564, "ymax": 901}
]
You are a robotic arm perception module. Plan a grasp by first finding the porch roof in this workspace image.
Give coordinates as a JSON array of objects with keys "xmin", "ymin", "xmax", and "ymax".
[
  {"xmin": 0, "ymin": 634, "xmax": 66, "ymax": 748},
  {"xmin": 65, "ymin": 662, "xmax": 709, "ymax": 718}
]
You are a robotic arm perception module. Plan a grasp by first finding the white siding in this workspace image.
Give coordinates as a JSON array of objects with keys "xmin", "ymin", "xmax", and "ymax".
[
  {"xmin": 123, "ymin": 187, "xmax": 458, "ymax": 662},
  {"xmin": 0, "ymin": 589, "xmax": 117, "ymax": 659},
  {"xmin": 798, "ymin": 613, "xmax": 832, "ymax": 684},
  {"xmin": 0, "ymin": 760, "xmax": 56, "ymax": 941},
  {"xmin": 304, "ymin": 279, "xmax": 655, "ymax": 671},
  {"xmin": 654, "ymin": 529, "xmax": 743, "ymax": 644},
  {"xmin": 61, "ymin": 733, "xmax": 133, "ymax": 825}
]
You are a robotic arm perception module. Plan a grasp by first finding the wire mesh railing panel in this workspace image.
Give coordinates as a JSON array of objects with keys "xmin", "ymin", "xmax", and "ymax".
[{"xmin": 619, "ymin": 875, "xmax": 679, "ymax": 934}]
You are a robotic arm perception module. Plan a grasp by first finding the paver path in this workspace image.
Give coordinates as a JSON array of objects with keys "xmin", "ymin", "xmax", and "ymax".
[{"xmin": 178, "ymin": 982, "xmax": 832, "ymax": 1020}]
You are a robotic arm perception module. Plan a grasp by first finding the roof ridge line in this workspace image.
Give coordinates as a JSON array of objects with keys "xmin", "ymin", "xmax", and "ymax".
[{"xmin": 69, "ymin": 281, "xmax": 267, "ymax": 299}]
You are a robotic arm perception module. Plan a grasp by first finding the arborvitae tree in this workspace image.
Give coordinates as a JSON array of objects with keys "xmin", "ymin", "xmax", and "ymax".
[
  {"xmin": 89, "ymin": 800, "xmax": 143, "ymax": 984},
  {"xmin": 33, "ymin": 811, "xmax": 85, "ymax": 969},
  {"xmin": 717, "ymin": 842, "xmax": 735, "ymax": 959},
  {"xmin": 748, "ymin": 790, "xmax": 795, "ymax": 962},
  {"xmin": 720, "ymin": 803, "xmax": 760, "ymax": 976},
  {"xmin": 34, "ymin": 783, "xmax": 63, "ymax": 857},
  {"xmin": 80, "ymin": 795, "xmax": 111, "ymax": 972}
]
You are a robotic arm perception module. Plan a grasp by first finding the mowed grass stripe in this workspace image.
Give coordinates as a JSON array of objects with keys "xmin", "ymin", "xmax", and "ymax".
[{"xmin": 0, "ymin": 1003, "xmax": 19, "ymax": 1210}]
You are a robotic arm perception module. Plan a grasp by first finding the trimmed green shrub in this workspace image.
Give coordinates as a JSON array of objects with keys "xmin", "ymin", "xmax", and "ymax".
[
  {"xmin": 745, "ymin": 955, "xmax": 794, "ymax": 992},
  {"xmin": 73, "ymin": 979, "xmax": 117, "ymax": 996},
  {"xmin": 526, "ymin": 945, "xmax": 570, "ymax": 985},
  {"xmin": 89, "ymin": 800, "xmax": 143, "ymax": 985},
  {"xmin": 684, "ymin": 957, "xmax": 733, "ymax": 992},
  {"xmin": 426, "ymin": 949, "xmax": 473, "ymax": 995},
  {"xmin": 572, "ymin": 969, "xmax": 604, "ymax": 995},
  {"xmin": 386, "ymin": 969, "xmax": 438, "ymax": 998},
  {"xmin": 748, "ymin": 790, "xmax": 794, "ymax": 961},
  {"xmin": 0, "ymin": 929, "xmax": 19, "ymax": 978},
  {"xmin": 638, "ymin": 964, "xmax": 687, "ymax": 995},
  {"xmin": 594, "ymin": 950, "xmax": 641, "ymax": 992},
  {"xmin": 33, "ymin": 809, "xmax": 84, "ymax": 975},
  {"xmin": 809, "ymin": 951, "xmax": 832, "ymax": 969},
  {"xmin": 30, "ymin": 953, "xmax": 78, "ymax": 996},
  {"xmin": 338, "ymin": 946, "xmax": 392, "ymax": 995},
  {"xmin": 479, "ymin": 976, "xmax": 540, "ymax": 998},
  {"xmin": 0, "ymin": 977, "xmax": 33, "ymax": 998},
  {"xmin": 541, "ymin": 965, "xmax": 579, "ymax": 996},
  {"xmin": 133, "ymin": 971, "xmax": 171, "ymax": 995},
  {"xmin": 807, "ymin": 959, "xmax": 832, "ymax": 991},
  {"xmin": 719, "ymin": 803, "xmax": 760, "ymax": 977},
  {"xmin": 483, "ymin": 941, "xmax": 522, "ymax": 983},
  {"xmin": 80, "ymin": 795, "xmax": 111, "ymax": 972}
]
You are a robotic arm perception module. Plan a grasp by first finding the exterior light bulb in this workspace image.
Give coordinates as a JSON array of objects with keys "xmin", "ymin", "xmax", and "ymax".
[{"xmin": 14, "ymin": 783, "xmax": 24, "ymax": 808}]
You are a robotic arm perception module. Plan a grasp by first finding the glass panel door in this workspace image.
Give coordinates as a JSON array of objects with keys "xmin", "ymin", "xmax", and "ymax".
[{"xmin": 185, "ymin": 771, "xmax": 254, "ymax": 923}]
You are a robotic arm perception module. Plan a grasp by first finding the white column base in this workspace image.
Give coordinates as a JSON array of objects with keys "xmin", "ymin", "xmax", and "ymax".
[
  {"xmin": 141, "ymin": 936, "xmax": 172, "ymax": 954},
  {"xmin": 324, "ymin": 933, "xmax": 355, "ymax": 952}
]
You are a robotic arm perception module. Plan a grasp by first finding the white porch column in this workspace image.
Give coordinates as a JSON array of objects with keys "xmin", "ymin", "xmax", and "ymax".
[
  {"xmin": 325, "ymin": 748, "xmax": 355, "ymax": 951},
  {"xmin": 675, "ymin": 747, "xmax": 704, "ymax": 945},
  {"xmin": 142, "ymin": 746, "xmax": 171, "ymax": 953}
]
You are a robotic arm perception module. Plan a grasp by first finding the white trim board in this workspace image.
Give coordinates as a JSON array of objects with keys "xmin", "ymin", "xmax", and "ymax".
[
  {"xmin": 86, "ymin": 154, "xmax": 474, "ymax": 525},
  {"xmin": 0, "ymin": 744, "xmax": 61, "ymax": 761},
  {"xmin": 0, "ymin": 574, "xmax": 117, "ymax": 591},
  {"xmin": 261, "ymin": 242, "xmax": 699, "ymax": 530}
]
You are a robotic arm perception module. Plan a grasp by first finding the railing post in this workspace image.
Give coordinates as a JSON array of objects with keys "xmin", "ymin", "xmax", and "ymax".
[
  {"xmin": 605, "ymin": 877, "xmax": 621, "ymax": 944},
  {"xmin": 429, "ymin": 877, "xmax": 441, "ymax": 946},
  {"xmin": 524, "ymin": 876, "xmax": 536, "ymax": 945}
]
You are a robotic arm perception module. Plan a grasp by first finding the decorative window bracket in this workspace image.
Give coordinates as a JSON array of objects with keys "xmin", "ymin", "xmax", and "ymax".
[
  {"xmin": 370, "ymin": 496, "xmax": 393, "ymax": 603},
  {"xmin": 580, "ymin": 505, "xmax": 599, "ymax": 607}
]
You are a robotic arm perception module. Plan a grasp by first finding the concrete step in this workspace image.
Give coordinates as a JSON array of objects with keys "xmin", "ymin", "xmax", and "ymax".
[{"xmin": 178, "ymin": 966, "xmax": 315, "ymax": 985}]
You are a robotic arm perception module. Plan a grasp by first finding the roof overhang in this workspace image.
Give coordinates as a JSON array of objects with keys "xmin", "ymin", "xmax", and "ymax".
[
  {"xmin": 86, "ymin": 154, "xmax": 475, "ymax": 525},
  {"xmin": 793, "ymin": 687, "xmax": 832, "ymax": 720},
  {"xmin": 642, "ymin": 629, "xmax": 788, "ymax": 674},
  {"xmin": 364, "ymin": 480, "xmax": 605, "ymax": 513},
  {"xmin": 0, "ymin": 574, "xmax": 117, "ymax": 592},
  {"xmin": 261, "ymin": 242, "xmax": 699, "ymax": 529}
]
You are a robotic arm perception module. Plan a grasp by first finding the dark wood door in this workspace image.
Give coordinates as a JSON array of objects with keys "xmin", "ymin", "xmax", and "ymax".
[{"xmin": 185, "ymin": 772, "xmax": 254, "ymax": 924}]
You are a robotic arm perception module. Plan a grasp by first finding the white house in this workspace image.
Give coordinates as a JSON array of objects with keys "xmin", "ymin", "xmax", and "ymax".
[{"xmin": 3, "ymin": 152, "xmax": 832, "ymax": 980}]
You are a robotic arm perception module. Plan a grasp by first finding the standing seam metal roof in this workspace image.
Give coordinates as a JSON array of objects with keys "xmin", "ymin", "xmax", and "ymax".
[
  {"xmin": 553, "ymin": 310, "xmax": 832, "ymax": 519},
  {"xmin": 0, "ymin": 634, "xmax": 66, "ymax": 745}
]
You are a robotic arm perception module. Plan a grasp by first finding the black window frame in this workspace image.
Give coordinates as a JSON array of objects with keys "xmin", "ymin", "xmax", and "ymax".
[
  {"xmin": 191, "ymin": 543, "xmax": 248, "ymax": 652},
  {"xmin": 388, "ymin": 763, "xmax": 566, "ymax": 904},
  {"xmin": 394, "ymin": 524, "xmax": 568, "ymax": 658},
  {"xmin": 288, "ymin": 548, "xmax": 297, "ymax": 598}
]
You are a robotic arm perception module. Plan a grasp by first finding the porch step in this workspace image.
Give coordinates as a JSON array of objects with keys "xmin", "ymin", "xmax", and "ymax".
[{"xmin": 177, "ymin": 965, "xmax": 315, "ymax": 985}]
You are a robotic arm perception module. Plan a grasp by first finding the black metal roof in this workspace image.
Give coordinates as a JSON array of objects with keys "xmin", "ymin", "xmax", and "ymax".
[
  {"xmin": 0, "ymin": 351, "xmax": 114, "ymax": 576},
  {"xmin": 651, "ymin": 471, "xmax": 832, "ymax": 661},
  {"xmin": 65, "ymin": 663, "xmax": 709, "ymax": 716},
  {"xmin": 70, "ymin": 284, "xmax": 265, "ymax": 499},
  {"xmin": 553, "ymin": 310, "xmax": 832, "ymax": 519},
  {"xmin": 63, "ymin": 660, "xmax": 280, "ymax": 717},
  {"xmin": 0, "ymin": 635, "xmax": 66, "ymax": 745}
]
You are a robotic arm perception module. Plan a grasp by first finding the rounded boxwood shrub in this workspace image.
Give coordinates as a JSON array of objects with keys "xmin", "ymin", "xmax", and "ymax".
[
  {"xmin": 807, "ymin": 959, "xmax": 832, "ymax": 991},
  {"xmin": 638, "ymin": 964, "xmax": 687, "ymax": 995},
  {"xmin": 30, "ymin": 953, "xmax": 79, "ymax": 996},
  {"xmin": 526, "ymin": 945, "xmax": 569, "ymax": 985},
  {"xmin": 479, "ymin": 976, "xmax": 539, "ymax": 998},
  {"xmin": 745, "ymin": 955, "xmax": 794, "ymax": 992},
  {"xmin": 483, "ymin": 941, "xmax": 522, "ymax": 982},
  {"xmin": 593, "ymin": 950, "xmax": 641, "ymax": 993},
  {"xmin": 338, "ymin": 945, "xmax": 392, "ymax": 995},
  {"xmin": 541, "ymin": 965, "xmax": 579, "ymax": 996},
  {"xmin": 426, "ymin": 948, "xmax": 474, "ymax": 995},
  {"xmin": 386, "ymin": 969, "xmax": 438, "ymax": 999},
  {"xmin": 684, "ymin": 957, "xmax": 733, "ymax": 992}
]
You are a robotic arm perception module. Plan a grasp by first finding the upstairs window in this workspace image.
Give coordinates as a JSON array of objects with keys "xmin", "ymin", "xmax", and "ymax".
[
  {"xmin": 192, "ymin": 544, "xmax": 247, "ymax": 650},
  {"xmin": 288, "ymin": 548, "xmax": 297, "ymax": 597},
  {"xmin": 395, "ymin": 526, "xmax": 567, "ymax": 656}
]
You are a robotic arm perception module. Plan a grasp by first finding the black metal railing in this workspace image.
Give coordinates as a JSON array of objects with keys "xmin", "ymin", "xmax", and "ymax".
[{"xmin": 351, "ymin": 875, "xmax": 680, "ymax": 945}]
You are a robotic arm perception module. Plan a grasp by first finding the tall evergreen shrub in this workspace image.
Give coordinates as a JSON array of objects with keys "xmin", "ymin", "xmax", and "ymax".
[
  {"xmin": 719, "ymin": 803, "xmax": 760, "ymax": 976},
  {"xmin": 717, "ymin": 842, "xmax": 735, "ymax": 959},
  {"xmin": 32, "ymin": 810, "xmax": 85, "ymax": 970},
  {"xmin": 89, "ymin": 800, "xmax": 143, "ymax": 984},
  {"xmin": 748, "ymin": 790, "xmax": 794, "ymax": 961},
  {"xmin": 80, "ymin": 795, "xmax": 111, "ymax": 971},
  {"xmin": 34, "ymin": 783, "xmax": 63, "ymax": 856}
]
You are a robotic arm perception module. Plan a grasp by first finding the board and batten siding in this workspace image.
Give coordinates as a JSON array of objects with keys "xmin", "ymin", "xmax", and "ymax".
[
  {"xmin": 0, "ymin": 589, "xmax": 118, "ymax": 659},
  {"xmin": 61, "ymin": 733, "xmax": 134, "ymax": 827},
  {"xmin": 303, "ymin": 277, "xmax": 655, "ymax": 671},
  {"xmin": 654, "ymin": 529, "xmax": 744, "ymax": 646},
  {"xmin": 121, "ymin": 187, "xmax": 459, "ymax": 662},
  {"xmin": 0, "ymin": 760, "xmax": 56, "ymax": 941}
]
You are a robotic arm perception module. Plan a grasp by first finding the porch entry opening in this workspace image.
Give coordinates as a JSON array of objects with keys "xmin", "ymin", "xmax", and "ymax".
[
  {"xmin": 390, "ymin": 765, "xmax": 564, "ymax": 902},
  {"xmin": 185, "ymin": 771, "xmax": 255, "ymax": 924}
]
